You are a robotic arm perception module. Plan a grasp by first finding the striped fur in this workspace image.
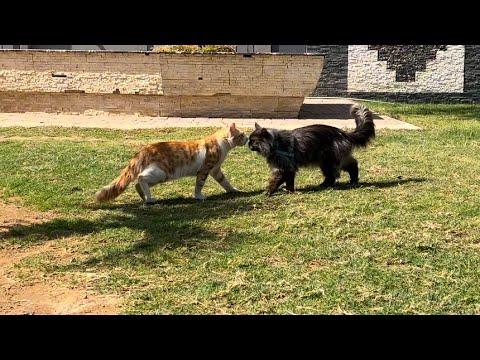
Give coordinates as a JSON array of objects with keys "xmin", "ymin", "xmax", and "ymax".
[{"xmin": 95, "ymin": 124, "xmax": 248, "ymax": 204}]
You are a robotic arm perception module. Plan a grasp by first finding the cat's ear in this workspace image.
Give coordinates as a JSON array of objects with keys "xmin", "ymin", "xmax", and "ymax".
[
  {"xmin": 255, "ymin": 123, "xmax": 262, "ymax": 130},
  {"xmin": 230, "ymin": 123, "xmax": 237, "ymax": 132}
]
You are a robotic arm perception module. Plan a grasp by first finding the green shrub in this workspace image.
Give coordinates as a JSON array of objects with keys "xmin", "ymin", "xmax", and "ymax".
[{"xmin": 152, "ymin": 45, "xmax": 236, "ymax": 53}]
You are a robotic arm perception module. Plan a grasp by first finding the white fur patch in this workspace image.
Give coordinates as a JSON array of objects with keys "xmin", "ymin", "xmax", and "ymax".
[
  {"xmin": 169, "ymin": 147, "xmax": 207, "ymax": 180},
  {"xmin": 139, "ymin": 166, "xmax": 167, "ymax": 185}
]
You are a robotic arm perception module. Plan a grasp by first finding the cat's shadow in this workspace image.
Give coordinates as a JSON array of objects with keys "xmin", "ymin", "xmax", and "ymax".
[
  {"xmin": 88, "ymin": 189, "xmax": 265, "ymax": 209},
  {"xmin": 1, "ymin": 188, "xmax": 266, "ymax": 270},
  {"xmin": 296, "ymin": 178, "xmax": 429, "ymax": 193},
  {"xmin": 1, "ymin": 178, "xmax": 427, "ymax": 270}
]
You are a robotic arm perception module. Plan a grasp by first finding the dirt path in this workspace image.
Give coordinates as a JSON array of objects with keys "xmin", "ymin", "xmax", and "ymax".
[{"xmin": 0, "ymin": 201, "xmax": 122, "ymax": 315}]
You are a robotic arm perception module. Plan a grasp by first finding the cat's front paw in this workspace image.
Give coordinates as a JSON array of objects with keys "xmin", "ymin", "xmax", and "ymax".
[
  {"xmin": 195, "ymin": 193, "xmax": 207, "ymax": 201},
  {"xmin": 228, "ymin": 187, "xmax": 240, "ymax": 193},
  {"xmin": 263, "ymin": 190, "xmax": 274, "ymax": 197},
  {"xmin": 145, "ymin": 197, "xmax": 158, "ymax": 205}
]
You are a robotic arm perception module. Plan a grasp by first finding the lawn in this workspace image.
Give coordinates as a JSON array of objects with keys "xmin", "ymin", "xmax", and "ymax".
[{"xmin": 0, "ymin": 103, "xmax": 479, "ymax": 314}]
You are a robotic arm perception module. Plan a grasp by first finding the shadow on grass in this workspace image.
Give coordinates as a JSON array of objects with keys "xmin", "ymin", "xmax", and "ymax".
[
  {"xmin": 296, "ymin": 178, "xmax": 429, "ymax": 193},
  {"xmin": 87, "ymin": 190, "xmax": 265, "ymax": 209},
  {"xmin": 0, "ymin": 179, "xmax": 427, "ymax": 269},
  {"xmin": 0, "ymin": 190, "xmax": 265, "ymax": 269}
]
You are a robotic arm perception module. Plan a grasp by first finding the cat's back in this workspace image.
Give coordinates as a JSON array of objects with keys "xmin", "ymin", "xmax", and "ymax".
[
  {"xmin": 292, "ymin": 124, "xmax": 349, "ymax": 142},
  {"xmin": 143, "ymin": 139, "xmax": 203, "ymax": 157},
  {"xmin": 292, "ymin": 124, "xmax": 345, "ymax": 137}
]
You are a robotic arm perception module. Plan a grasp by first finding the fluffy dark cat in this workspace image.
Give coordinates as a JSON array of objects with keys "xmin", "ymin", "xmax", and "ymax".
[{"xmin": 248, "ymin": 104, "xmax": 375, "ymax": 196}]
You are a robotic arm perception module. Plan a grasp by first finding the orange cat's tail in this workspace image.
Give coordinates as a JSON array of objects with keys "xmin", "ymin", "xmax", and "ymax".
[{"xmin": 95, "ymin": 155, "xmax": 144, "ymax": 203}]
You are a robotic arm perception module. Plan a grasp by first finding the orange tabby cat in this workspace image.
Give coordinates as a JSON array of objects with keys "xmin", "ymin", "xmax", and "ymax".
[{"xmin": 95, "ymin": 123, "xmax": 248, "ymax": 204}]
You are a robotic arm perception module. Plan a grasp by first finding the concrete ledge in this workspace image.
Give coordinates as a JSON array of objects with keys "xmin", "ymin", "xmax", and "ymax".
[{"xmin": 0, "ymin": 96, "xmax": 420, "ymax": 130}]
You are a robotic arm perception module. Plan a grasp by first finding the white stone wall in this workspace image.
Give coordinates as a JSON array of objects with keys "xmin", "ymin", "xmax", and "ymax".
[
  {"xmin": 0, "ymin": 50, "xmax": 324, "ymax": 117},
  {"xmin": 0, "ymin": 70, "xmax": 164, "ymax": 95},
  {"xmin": 348, "ymin": 45, "xmax": 465, "ymax": 93}
]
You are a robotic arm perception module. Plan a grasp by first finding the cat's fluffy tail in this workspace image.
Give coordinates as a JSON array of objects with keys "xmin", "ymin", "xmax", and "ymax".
[
  {"xmin": 349, "ymin": 104, "xmax": 376, "ymax": 148},
  {"xmin": 95, "ymin": 156, "xmax": 144, "ymax": 203}
]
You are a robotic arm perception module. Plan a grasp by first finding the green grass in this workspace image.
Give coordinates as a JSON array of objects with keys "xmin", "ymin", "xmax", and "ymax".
[{"xmin": 1, "ymin": 103, "xmax": 479, "ymax": 314}]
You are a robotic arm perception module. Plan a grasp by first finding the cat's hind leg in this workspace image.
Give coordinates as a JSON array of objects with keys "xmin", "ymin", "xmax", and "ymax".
[
  {"xmin": 341, "ymin": 156, "xmax": 359, "ymax": 184},
  {"xmin": 135, "ymin": 184, "xmax": 145, "ymax": 201},
  {"xmin": 319, "ymin": 163, "xmax": 341, "ymax": 187},
  {"xmin": 137, "ymin": 165, "xmax": 166, "ymax": 204}
]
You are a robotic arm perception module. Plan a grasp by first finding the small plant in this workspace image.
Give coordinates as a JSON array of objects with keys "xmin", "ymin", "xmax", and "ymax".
[{"xmin": 152, "ymin": 45, "xmax": 236, "ymax": 54}]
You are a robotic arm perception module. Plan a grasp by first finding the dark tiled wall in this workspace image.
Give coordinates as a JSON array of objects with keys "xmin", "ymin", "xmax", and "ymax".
[{"xmin": 307, "ymin": 45, "xmax": 480, "ymax": 103}]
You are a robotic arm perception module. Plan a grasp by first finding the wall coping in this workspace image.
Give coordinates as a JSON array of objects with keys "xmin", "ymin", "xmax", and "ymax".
[{"xmin": 0, "ymin": 49, "xmax": 325, "ymax": 57}]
